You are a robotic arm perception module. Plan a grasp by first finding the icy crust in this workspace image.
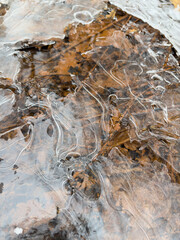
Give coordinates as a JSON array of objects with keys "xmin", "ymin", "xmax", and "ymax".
[
  {"xmin": 0, "ymin": 0, "xmax": 105, "ymax": 42},
  {"xmin": 110, "ymin": 0, "xmax": 180, "ymax": 55},
  {"xmin": 2, "ymin": 0, "xmax": 180, "ymax": 55}
]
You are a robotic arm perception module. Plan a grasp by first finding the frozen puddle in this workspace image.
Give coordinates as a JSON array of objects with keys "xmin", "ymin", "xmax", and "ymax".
[{"xmin": 0, "ymin": 1, "xmax": 180, "ymax": 240}]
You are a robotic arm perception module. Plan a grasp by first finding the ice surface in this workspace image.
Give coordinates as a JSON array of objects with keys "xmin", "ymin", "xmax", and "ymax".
[
  {"xmin": 110, "ymin": 0, "xmax": 180, "ymax": 55},
  {"xmin": 0, "ymin": 1, "xmax": 180, "ymax": 240}
]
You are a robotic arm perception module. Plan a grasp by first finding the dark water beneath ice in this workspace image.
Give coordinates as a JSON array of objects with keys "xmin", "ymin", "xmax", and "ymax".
[{"xmin": 0, "ymin": 1, "xmax": 180, "ymax": 239}]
